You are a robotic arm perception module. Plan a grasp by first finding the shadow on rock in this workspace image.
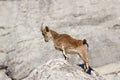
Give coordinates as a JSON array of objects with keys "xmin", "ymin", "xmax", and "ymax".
[
  {"xmin": 0, "ymin": 65, "xmax": 8, "ymax": 70},
  {"xmin": 77, "ymin": 63, "xmax": 94, "ymax": 75}
]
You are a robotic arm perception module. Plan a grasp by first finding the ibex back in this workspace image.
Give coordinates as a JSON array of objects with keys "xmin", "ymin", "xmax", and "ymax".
[{"xmin": 40, "ymin": 26, "xmax": 89, "ymax": 72}]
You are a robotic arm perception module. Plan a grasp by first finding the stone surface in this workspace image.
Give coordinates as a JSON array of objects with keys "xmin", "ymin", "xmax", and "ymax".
[
  {"xmin": 95, "ymin": 61, "xmax": 120, "ymax": 80},
  {"xmin": 0, "ymin": 0, "xmax": 120, "ymax": 80},
  {"xmin": 22, "ymin": 59, "xmax": 104, "ymax": 80},
  {"xmin": 0, "ymin": 70, "xmax": 11, "ymax": 80}
]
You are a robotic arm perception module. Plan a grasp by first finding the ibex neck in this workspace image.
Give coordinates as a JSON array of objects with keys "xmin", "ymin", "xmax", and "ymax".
[{"xmin": 50, "ymin": 30, "xmax": 59, "ymax": 39}]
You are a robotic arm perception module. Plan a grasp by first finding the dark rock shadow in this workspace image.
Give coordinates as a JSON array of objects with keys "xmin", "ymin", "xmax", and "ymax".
[
  {"xmin": 0, "ymin": 65, "xmax": 8, "ymax": 70},
  {"xmin": 77, "ymin": 63, "xmax": 94, "ymax": 75}
]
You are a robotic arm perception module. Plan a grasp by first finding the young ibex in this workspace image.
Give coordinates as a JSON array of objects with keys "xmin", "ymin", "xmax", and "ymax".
[{"xmin": 40, "ymin": 25, "xmax": 89, "ymax": 72}]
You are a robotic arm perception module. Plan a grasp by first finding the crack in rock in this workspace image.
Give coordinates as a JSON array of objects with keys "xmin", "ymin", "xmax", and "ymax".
[
  {"xmin": 19, "ymin": 68, "xmax": 35, "ymax": 80},
  {"xmin": 17, "ymin": 38, "xmax": 37, "ymax": 44},
  {"xmin": 0, "ymin": 65, "xmax": 8, "ymax": 70},
  {"xmin": 0, "ymin": 50, "xmax": 4, "ymax": 53},
  {"xmin": 6, "ymin": 49, "xmax": 16, "ymax": 54},
  {"xmin": 0, "ymin": 26, "xmax": 5, "ymax": 30},
  {"xmin": 104, "ymin": 71, "xmax": 120, "ymax": 76},
  {"xmin": 0, "ymin": 32, "xmax": 11, "ymax": 37}
]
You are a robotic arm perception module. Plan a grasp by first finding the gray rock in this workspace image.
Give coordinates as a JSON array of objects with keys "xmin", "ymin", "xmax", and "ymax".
[
  {"xmin": 0, "ymin": 70, "xmax": 11, "ymax": 80},
  {"xmin": 22, "ymin": 59, "xmax": 105, "ymax": 80},
  {"xmin": 95, "ymin": 61, "xmax": 120, "ymax": 80},
  {"xmin": 0, "ymin": 0, "xmax": 120, "ymax": 80}
]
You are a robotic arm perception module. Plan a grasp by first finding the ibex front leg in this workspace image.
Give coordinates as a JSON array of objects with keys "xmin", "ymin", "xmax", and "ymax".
[{"xmin": 62, "ymin": 46, "xmax": 68, "ymax": 60}]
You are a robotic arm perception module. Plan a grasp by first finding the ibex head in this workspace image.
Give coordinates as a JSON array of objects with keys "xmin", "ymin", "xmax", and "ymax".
[{"xmin": 40, "ymin": 24, "xmax": 52, "ymax": 42}]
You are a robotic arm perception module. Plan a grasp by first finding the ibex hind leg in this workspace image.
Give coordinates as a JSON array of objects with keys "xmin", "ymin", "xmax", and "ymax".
[
  {"xmin": 78, "ymin": 50, "xmax": 89, "ymax": 72},
  {"xmin": 84, "ymin": 62, "xmax": 89, "ymax": 72}
]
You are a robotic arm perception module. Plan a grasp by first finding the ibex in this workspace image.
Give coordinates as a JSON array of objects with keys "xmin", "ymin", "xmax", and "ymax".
[{"xmin": 40, "ymin": 25, "xmax": 89, "ymax": 72}]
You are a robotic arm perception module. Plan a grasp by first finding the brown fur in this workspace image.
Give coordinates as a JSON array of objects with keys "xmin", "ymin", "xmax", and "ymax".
[{"xmin": 41, "ymin": 26, "xmax": 89, "ymax": 72}]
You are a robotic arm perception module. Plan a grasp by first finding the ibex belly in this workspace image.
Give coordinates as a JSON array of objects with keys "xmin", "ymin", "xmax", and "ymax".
[{"xmin": 66, "ymin": 48, "xmax": 78, "ymax": 54}]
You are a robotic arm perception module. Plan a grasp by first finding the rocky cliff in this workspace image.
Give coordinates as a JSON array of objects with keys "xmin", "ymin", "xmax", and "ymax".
[
  {"xmin": 22, "ymin": 59, "xmax": 104, "ymax": 80},
  {"xmin": 0, "ymin": 0, "xmax": 120, "ymax": 80}
]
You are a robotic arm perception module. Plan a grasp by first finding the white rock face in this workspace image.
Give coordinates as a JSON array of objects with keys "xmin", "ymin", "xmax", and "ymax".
[
  {"xmin": 95, "ymin": 61, "xmax": 120, "ymax": 80},
  {"xmin": 22, "ymin": 59, "xmax": 104, "ymax": 80},
  {"xmin": 0, "ymin": 0, "xmax": 120, "ymax": 80},
  {"xmin": 0, "ymin": 70, "xmax": 11, "ymax": 80}
]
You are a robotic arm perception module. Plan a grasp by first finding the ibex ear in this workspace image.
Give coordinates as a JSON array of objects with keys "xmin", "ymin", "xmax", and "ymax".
[{"xmin": 45, "ymin": 26, "xmax": 49, "ymax": 32}]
